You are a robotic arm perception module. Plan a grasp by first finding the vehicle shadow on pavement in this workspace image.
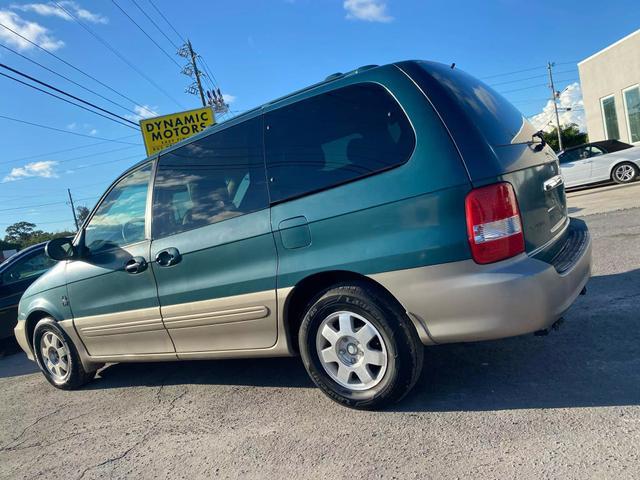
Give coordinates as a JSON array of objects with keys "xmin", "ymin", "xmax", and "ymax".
[
  {"xmin": 7, "ymin": 268, "xmax": 638, "ymax": 412},
  {"xmin": 0, "ymin": 338, "xmax": 39, "ymax": 379}
]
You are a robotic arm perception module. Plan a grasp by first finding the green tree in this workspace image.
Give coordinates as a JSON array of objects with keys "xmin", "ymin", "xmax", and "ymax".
[
  {"xmin": 76, "ymin": 205, "xmax": 91, "ymax": 226},
  {"xmin": 542, "ymin": 123, "xmax": 588, "ymax": 152},
  {"xmin": 4, "ymin": 222, "xmax": 75, "ymax": 249},
  {"xmin": 4, "ymin": 221, "xmax": 37, "ymax": 245}
]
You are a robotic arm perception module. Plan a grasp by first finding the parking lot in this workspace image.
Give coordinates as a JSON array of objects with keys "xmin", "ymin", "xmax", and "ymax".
[{"xmin": 1, "ymin": 183, "xmax": 639, "ymax": 479}]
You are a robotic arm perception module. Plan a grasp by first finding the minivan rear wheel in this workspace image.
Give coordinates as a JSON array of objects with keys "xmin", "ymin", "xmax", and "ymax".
[
  {"xmin": 299, "ymin": 283, "xmax": 423, "ymax": 409},
  {"xmin": 612, "ymin": 162, "xmax": 638, "ymax": 184},
  {"xmin": 33, "ymin": 318, "xmax": 95, "ymax": 390}
]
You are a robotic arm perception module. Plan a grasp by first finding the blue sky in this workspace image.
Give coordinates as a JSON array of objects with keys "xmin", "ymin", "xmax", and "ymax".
[{"xmin": 0, "ymin": 0, "xmax": 639, "ymax": 234}]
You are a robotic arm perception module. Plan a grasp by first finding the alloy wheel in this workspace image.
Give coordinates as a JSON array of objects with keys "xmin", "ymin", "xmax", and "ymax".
[
  {"xmin": 614, "ymin": 164, "xmax": 635, "ymax": 182},
  {"xmin": 40, "ymin": 331, "xmax": 71, "ymax": 382},
  {"xmin": 315, "ymin": 311, "xmax": 388, "ymax": 391}
]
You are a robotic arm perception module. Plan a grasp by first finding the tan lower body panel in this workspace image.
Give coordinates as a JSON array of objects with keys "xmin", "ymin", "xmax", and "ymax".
[
  {"xmin": 371, "ymin": 247, "xmax": 591, "ymax": 344},
  {"xmin": 76, "ymin": 287, "xmax": 295, "ymax": 365},
  {"xmin": 74, "ymin": 307, "xmax": 174, "ymax": 356},
  {"xmin": 162, "ymin": 290, "xmax": 279, "ymax": 353}
]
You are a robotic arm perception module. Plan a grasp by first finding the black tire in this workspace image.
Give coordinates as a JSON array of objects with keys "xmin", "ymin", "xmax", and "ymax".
[
  {"xmin": 299, "ymin": 282, "xmax": 424, "ymax": 410},
  {"xmin": 33, "ymin": 318, "xmax": 95, "ymax": 390},
  {"xmin": 611, "ymin": 162, "xmax": 639, "ymax": 184}
]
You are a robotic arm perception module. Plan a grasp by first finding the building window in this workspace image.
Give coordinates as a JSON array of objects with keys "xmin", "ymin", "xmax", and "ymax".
[
  {"xmin": 623, "ymin": 85, "xmax": 640, "ymax": 143},
  {"xmin": 601, "ymin": 95, "xmax": 620, "ymax": 140}
]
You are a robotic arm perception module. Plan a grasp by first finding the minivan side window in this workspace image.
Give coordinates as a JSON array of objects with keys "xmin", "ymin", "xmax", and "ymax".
[
  {"xmin": 84, "ymin": 164, "xmax": 152, "ymax": 252},
  {"xmin": 264, "ymin": 83, "xmax": 416, "ymax": 203},
  {"xmin": 152, "ymin": 117, "xmax": 268, "ymax": 238}
]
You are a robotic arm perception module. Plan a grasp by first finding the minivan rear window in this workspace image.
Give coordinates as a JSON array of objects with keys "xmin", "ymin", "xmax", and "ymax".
[
  {"xmin": 264, "ymin": 83, "xmax": 416, "ymax": 203},
  {"xmin": 417, "ymin": 61, "xmax": 526, "ymax": 147}
]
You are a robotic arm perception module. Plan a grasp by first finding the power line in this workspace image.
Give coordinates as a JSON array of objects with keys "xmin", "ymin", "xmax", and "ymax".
[
  {"xmin": 130, "ymin": 0, "xmax": 180, "ymax": 49},
  {"xmin": 0, "ymin": 114, "xmax": 141, "ymax": 143},
  {"xmin": 0, "ymin": 196, "xmax": 98, "ymax": 213},
  {"xmin": 1, "ymin": 135, "xmax": 139, "ymax": 166},
  {"xmin": 1, "ymin": 153, "xmax": 143, "ymax": 184},
  {"xmin": 51, "ymin": 1, "xmax": 184, "ymax": 108},
  {"xmin": 0, "ymin": 22, "xmax": 156, "ymax": 117},
  {"xmin": 0, "ymin": 63, "xmax": 139, "ymax": 127},
  {"xmin": 110, "ymin": 0, "xmax": 182, "ymax": 69},
  {"xmin": 141, "ymin": 0, "xmax": 223, "ymax": 101},
  {"xmin": 199, "ymin": 57, "xmax": 220, "ymax": 90},
  {"xmin": 0, "ymin": 218, "xmax": 75, "ymax": 227},
  {"xmin": 0, "ymin": 71, "xmax": 139, "ymax": 130},
  {"xmin": 497, "ymin": 76, "xmax": 578, "ymax": 95},
  {"xmin": 510, "ymin": 98, "xmax": 553, "ymax": 105},
  {"xmin": 489, "ymin": 70, "xmax": 576, "ymax": 87},
  {"xmin": 482, "ymin": 62, "xmax": 578, "ymax": 81},
  {"xmin": 481, "ymin": 65, "xmax": 546, "ymax": 80},
  {"xmin": 0, "ymin": 144, "xmax": 139, "ymax": 168},
  {"xmin": 0, "ymin": 43, "xmax": 142, "ymax": 118},
  {"xmin": 147, "ymin": 0, "xmax": 186, "ymax": 44},
  {"xmin": 498, "ymin": 82, "xmax": 549, "ymax": 94}
]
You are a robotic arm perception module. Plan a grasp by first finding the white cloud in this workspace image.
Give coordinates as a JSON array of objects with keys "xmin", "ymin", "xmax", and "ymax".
[
  {"xmin": 89, "ymin": 128, "xmax": 97, "ymax": 135},
  {"xmin": 344, "ymin": 0, "xmax": 393, "ymax": 22},
  {"xmin": 2, "ymin": 160, "xmax": 58, "ymax": 182},
  {"xmin": 11, "ymin": 1, "xmax": 108, "ymax": 24},
  {"xmin": 0, "ymin": 10, "xmax": 64, "ymax": 51},
  {"xmin": 529, "ymin": 82, "xmax": 585, "ymax": 132},
  {"xmin": 125, "ymin": 104, "xmax": 159, "ymax": 122},
  {"xmin": 222, "ymin": 93, "xmax": 236, "ymax": 104}
]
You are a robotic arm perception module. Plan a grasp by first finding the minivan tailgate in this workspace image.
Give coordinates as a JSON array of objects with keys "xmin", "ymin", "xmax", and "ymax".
[{"xmin": 498, "ymin": 152, "xmax": 569, "ymax": 253}]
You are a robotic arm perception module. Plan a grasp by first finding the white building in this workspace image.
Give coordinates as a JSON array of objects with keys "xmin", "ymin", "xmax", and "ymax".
[{"xmin": 578, "ymin": 29, "xmax": 640, "ymax": 144}]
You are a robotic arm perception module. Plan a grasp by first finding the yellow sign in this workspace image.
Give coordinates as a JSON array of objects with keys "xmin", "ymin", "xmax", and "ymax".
[{"xmin": 140, "ymin": 106, "xmax": 215, "ymax": 156}]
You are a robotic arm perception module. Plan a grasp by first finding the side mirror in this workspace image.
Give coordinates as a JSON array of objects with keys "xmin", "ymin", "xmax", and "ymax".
[{"xmin": 45, "ymin": 237, "xmax": 76, "ymax": 261}]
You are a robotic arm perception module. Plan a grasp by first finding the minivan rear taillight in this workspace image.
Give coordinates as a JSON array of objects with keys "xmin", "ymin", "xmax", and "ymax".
[{"xmin": 465, "ymin": 182, "xmax": 525, "ymax": 264}]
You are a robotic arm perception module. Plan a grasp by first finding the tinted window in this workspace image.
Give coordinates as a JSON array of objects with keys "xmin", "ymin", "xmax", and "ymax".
[
  {"xmin": 85, "ymin": 164, "xmax": 151, "ymax": 252},
  {"xmin": 264, "ymin": 83, "xmax": 415, "ymax": 203},
  {"xmin": 1, "ymin": 250, "xmax": 56, "ymax": 285},
  {"xmin": 417, "ymin": 61, "xmax": 526, "ymax": 147},
  {"xmin": 152, "ymin": 117, "xmax": 268, "ymax": 238}
]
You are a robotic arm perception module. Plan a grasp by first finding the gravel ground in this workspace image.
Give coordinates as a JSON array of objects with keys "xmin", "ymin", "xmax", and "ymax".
[{"xmin": 1, "ymin": 207, "xmax": 639, "ymax": 480}]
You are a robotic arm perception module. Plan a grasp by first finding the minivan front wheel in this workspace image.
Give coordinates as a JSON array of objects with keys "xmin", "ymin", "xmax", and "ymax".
[
  {"xmin": 299, "ymin": 283, "xmax": 423, "ymax": 409},
  {"xmin": 612, "ymin": 162, "xmax": 638, "ymax": 184},
  {"xmin": 33, "ymin": 318, "xmax": 95, "ymax": 390}
]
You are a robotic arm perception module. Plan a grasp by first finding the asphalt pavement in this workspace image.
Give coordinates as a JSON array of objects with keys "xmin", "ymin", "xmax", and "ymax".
[{"xmin": 1, "ymin": 191, "xmax": 639, "ymax": 479}]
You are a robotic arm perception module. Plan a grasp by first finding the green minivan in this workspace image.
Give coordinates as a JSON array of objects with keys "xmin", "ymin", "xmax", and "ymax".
[{"xmin": 15, "ymin": 61, "xmax": 591, "ymax": 409}]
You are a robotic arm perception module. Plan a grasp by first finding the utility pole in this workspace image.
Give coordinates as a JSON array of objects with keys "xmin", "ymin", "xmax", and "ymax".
[
  {"xmin": 67, "ymin": 188, "xmax": 79, "ymax": 231},
  {"xmin": 186, "ymin": 40, "xmax": 206, "ymax": 107},
  {"xmin": 547, "ymin": 62, "xmax": 563, "ymax": 151}
]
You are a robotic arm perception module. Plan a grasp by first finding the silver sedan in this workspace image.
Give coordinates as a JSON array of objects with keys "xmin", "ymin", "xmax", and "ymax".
[{"xmin": 559, "ymin": 140, "xmax": 640, "ymax": 188}]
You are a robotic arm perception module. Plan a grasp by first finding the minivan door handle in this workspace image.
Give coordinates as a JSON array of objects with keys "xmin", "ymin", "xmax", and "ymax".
[
  {"xmin": 124, "ymin": 256, "xmax": 148, "ymax": 274},
  {"xmin": 155, "ymin": 247, "xmax": 182, "ymax": 267}
]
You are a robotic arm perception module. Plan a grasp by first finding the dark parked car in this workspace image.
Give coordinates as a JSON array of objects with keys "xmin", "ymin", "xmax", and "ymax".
[{"xmin": 0, "ymin": 243, "xmax": 57, "ymax": 340}]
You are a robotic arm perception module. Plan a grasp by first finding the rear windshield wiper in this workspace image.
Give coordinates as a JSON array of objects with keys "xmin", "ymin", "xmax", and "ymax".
[{"xmin": 497, "ymin": 131, "xmax": 547, "ymax": 152}]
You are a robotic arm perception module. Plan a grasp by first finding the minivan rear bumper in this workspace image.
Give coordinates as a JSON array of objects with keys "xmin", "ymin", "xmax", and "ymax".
[{"xmin": 371, "ymin": 217, "xmax": 591, "ymax": 344}]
